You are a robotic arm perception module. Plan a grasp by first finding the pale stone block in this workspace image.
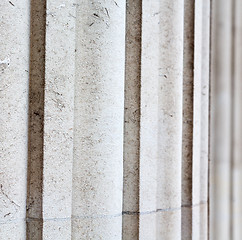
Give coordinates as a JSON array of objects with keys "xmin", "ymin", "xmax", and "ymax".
[
  {"xmin": 200, "ymin": 203, "xmax": 208, "ymax": 240},
  {"xmin": 192, "ymin": 205, "xmax": 200, "ymax": 239},
  {"xmin": 139, "ymin": 214, "xmax": 156, "ymax": 240},
  {"xmin": 72, "ymin": 216, "xmax": 122, "ymax": 240},
  {"xmin": 0, "ymin": 221, "xmax": 26, "ymax": 240},
  {"xmin": 156, "ymin": 210, "xmax": 181, "ymax": 240},
  {"xmin": 43, "ymin": 220, "xmax": 71, "ymax": 240}
]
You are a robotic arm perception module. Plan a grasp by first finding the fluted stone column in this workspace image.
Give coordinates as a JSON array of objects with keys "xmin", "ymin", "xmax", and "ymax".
[
  {"xmin": 0, "ymin": 0, "xmax": 30, "ymax": 238},
  {"xmin": 1, "ymin": 0, "xmax": 239, "ymax": 239},
  {"xmin": 72, "ymin": 1, "xmax": 126, "ymax": 239}
]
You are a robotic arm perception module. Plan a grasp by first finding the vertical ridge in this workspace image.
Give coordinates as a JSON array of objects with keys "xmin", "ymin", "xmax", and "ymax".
[
  {"xmin": 42, "ymin": 0, "xmax": 76, "ymax": 238},
  {"xmin": 199, "ymin": 0, "xmax": 210, "ymax": 238},
  {"xmin": 192, "ymin": 0, "xmax": 203, "ymax": 238},
  {"xmin": 156, "ymin": 0, "xmax": 184, "ymax": 238},
  {"xmin": 72, "ymin": 1, "xmax": 126, "ymax": 239},
  {"xmin": 138, "ymin": 1, "xmax": 160, "ymax": 239}
]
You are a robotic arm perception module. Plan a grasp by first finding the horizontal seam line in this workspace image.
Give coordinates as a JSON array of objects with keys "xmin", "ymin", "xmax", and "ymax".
[
  {"xmin": 123, "ymin": 201, "xmax": 208, "ymax": 216},
  {"xmin": 0, "ymin": 201, "xmax": 208, "ymax": 223}
]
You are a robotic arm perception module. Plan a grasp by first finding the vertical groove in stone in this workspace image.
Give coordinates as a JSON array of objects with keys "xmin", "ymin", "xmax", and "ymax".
[
  {"xmin": 42, "ymin": 1, "xmax": 76, "ymax": 239},
  {"xmin": 0, "ymin": 0, "xmax": 30, "ymax": 238},
  {"xmin": 182, "ymin": 0, "xmax": 195, "ymax": 239},
  {"xmin": 156, "ymin": 0, "xmax": 184, "ymax": 239},
  {"xmin": 199, "ymin": 0, "xmax": 210, "ymax": 239},
  {"xmin": 231, "ymin": 0, "xmax": 242, "ymax": 238},
  {"xmin": 26, "ymin": 0, "xmax": 46, "ymax": 239},
  {"xmin": 72, "ymin": 1, "xmax": 126, "ymax": 239},
  {"xmin": 138, "ymin": 1, "xmax": 160, "ymax": 239},
  {"xmin": 122, "ymin": 0, "xmax": 142, "ymax": 239},
  {"xmin": 210, "ymin": 0, "xmax": 232, "ymax": 238}
]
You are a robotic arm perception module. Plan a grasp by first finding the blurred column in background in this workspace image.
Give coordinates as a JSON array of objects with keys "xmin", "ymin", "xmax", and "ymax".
[{"xmin": 210, "ymin": 0, "xmax": 233, "ymax": 239}]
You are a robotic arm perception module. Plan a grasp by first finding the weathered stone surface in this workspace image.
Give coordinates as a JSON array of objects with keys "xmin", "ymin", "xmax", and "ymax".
[
  {"xmin": 0, "ymin": 0, "xmax": 30, "ymax": 239},
  {"xmin": 72, "ymin": 0, "xmax": 126, "ymax": 239},
  {"xmin": 156, "ymin": 0, "xmax": 184, "ymax": 237}
]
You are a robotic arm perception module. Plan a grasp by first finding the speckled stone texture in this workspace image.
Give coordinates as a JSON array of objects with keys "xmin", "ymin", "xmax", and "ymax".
[
  {"xmin": 122, "ymin": 0, "xmax": 141, "ymax": 239},
  {"xmin": 0, "ymin": 0, "xmax": 217, "ymax": 239},
  {"xmin": 0, "ymin": 0, "xmax": 30, "ymax": 239},
  {"xmin": 72, "ymin": 0, "xmax": 126, "ymax": 239}
]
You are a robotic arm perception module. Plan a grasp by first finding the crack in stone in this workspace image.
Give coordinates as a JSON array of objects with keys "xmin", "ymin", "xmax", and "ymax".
[{"xmin": 0, "ymin": 184, "xmax": 20, "ymax": 209}]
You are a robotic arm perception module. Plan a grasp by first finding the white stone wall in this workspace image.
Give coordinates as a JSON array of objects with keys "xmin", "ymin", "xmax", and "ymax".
[{"xmin": 0, "ymin": 0, "xmax": 241, "ymax": 239}]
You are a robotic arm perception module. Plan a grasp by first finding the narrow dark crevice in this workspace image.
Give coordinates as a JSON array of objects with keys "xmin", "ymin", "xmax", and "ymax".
[
  {"xmin": 122, "ymin": 0, "xmax": 142, "ymax": 239},
  {"xmin": 181, "ymin": 1, "xmax": 195, "ymax": 239},
  {"xmin": 26, "ymin": 0, "xmax": 47, "ymax": 239}
]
